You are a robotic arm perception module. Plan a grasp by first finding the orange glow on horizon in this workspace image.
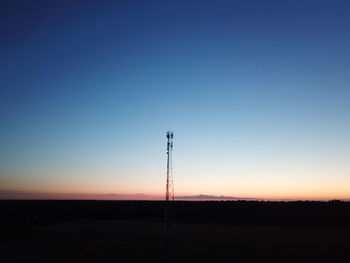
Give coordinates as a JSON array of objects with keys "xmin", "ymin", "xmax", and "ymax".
[{"xmin": 0, "ymin": 189, "xmax": 349, "ymax": 201}]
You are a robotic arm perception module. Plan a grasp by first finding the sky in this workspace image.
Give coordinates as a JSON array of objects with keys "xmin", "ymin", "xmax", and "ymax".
[{"xmin": 1, "ymin": 0, "xmax": 350, "ymax": 200}]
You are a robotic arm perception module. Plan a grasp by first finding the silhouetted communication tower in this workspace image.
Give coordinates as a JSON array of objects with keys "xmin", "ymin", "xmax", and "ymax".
[
  {"xmin": 165, "ymin": 131, "xmax": 174, "ymax": 201},
  {"xmin": 164, "ymin": 131, "xmax": 175, "ymax": 263}
]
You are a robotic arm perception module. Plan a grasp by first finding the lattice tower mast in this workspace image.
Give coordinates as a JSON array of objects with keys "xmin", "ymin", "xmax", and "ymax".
[{"xmin": 166, "ymin": 131, "xmax": 174, "ymax": 201}]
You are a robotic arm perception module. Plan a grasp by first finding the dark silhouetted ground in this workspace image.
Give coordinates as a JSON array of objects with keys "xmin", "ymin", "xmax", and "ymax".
[{"xmin": 1, "ymin": 200, "xmax": 349, "ymax": 262}]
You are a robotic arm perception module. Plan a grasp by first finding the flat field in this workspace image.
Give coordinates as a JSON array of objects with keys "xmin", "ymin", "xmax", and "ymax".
[{"xmin": 1, "ymin": 201, "xmax": 349, "ymax": 263}]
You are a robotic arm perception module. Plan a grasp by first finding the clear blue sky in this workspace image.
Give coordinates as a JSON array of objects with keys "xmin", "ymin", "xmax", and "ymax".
[{"xmin": 1, "ymin": 0, "xmax": 350, "ymax": 200}]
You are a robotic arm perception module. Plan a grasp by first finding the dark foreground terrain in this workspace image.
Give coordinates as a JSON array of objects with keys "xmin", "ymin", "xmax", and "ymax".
[{"xmin": 1, "ymin": 200, "xmax": 350, "ymax": 262}]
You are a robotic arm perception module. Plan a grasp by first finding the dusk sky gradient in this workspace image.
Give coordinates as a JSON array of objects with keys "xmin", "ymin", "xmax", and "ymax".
[{"xmin": 1, "ymin": 0, "xmax": 350, "ymax": 200}]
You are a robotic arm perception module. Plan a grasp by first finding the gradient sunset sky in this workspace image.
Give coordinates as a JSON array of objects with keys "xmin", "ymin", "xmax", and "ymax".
[{"xmin": 1, "ymin": 0, "xmax": 350, "ymax": 200}]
